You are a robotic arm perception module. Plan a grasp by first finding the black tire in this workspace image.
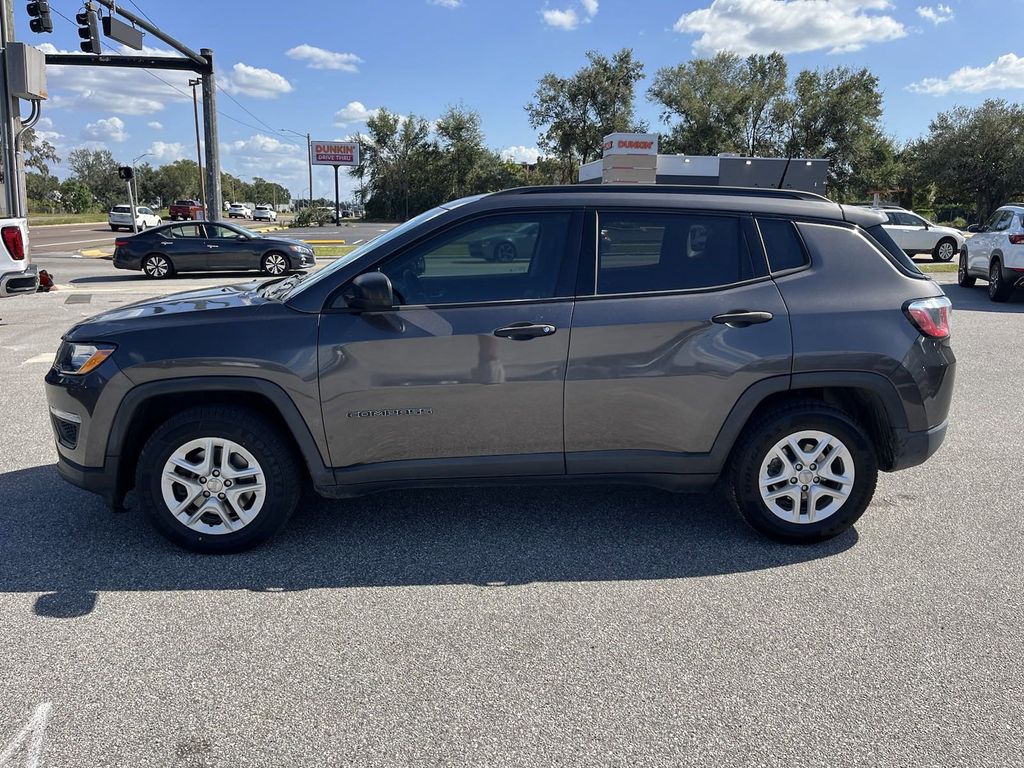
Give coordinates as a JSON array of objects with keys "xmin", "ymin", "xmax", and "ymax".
[
  {"xmin": 493, "ymin": 241, "xmax": 517, "ymax": 263},
  {"xmin": 957, "ymin": 250, "xmax": 976, "ymax": 287},
  {"xmin": 110, "ymin": 225, "xmax": 119, "ymax": 231},
  {"xmin": 728, "ymin": 401, "xmax": 878, "ymax": 543},
  {"xmin": 135, "ymin": 405, "xmax": 302, "ymax": 554},
  {"xmin": 989, "ymin": 258, "xmax": 1013, "ymax": 302},
  {"xmin": 932, "ymin": 237, "xmax": 957, "ymax": 262},
  {"xmin": 142, "ymin": 253, "xmax": 174, "ymax": 279},
  {"xmin": 261, "ymin": 251, "xmax": 290, "ymax": 275}
]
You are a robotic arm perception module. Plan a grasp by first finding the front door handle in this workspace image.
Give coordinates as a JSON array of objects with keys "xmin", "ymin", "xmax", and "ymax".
[
  {"xmin": 493, "ymin": 322, "xmax": 557, "ymax": 340},
  {"xmin": 711, "ymin": 310, "xmax": 773, "ymax": 328}
]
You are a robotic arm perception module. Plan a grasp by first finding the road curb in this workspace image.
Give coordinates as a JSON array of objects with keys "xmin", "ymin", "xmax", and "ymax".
[
  {"xmin": 81, "ymin": 248, "xmax": 113, "ymax": 259},
  {"xmin": 305, "ymin": 239, "xmax": 347, "ymax": 245}
]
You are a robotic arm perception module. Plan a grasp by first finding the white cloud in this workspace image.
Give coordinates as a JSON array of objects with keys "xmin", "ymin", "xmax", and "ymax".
[
  {"xmin": 83, "ymin": 116, "xmax": 128, "ymax": 143},
  {"xmin": 908, "ymin": 53, "xmax": 1024, "ymax": 96},
  {"xmin": 39, "ymin": 43, "xmax": 192, "ymax": 114},
  {"xmin": 429, "ymin": 0, "xmax": 462, "ymax": 7},
  {"xmin": 147, "ymin": 141, "xmax": 187, "ymax": 162},
  {"xmin": 221, "ymin": 63, "xmax": 293, "ymax": 99},
  {"xmin": 227, "ymin": 134, "xmax": 302, "ymax": 156},
  {"xmin": 581, "ymin": 0, "xmax": 599, "ymax": 17},
  {"xmin": 147, "ymin": 121, "xmax": 163, "ymax": 130},
  {"xmin": 542, "ymin": 8, "xmax": 580, "ymax": 30},
  {"xmin": 674, "ymin": 0, "xmax": 906, "ymax": 55},
  {"xmin": 221, "ymin": 133, "xmax": 310, "ymax": 196},
  {"xmin": 286, "ymin": 44, "xmax": 362, "ymax": 72},
  {"xmin": 916, "ymin": 4, "xmax": 953, "ymax": 24},
  {"xmin": 334, "ymin": 101, "xmax": 380, "ymax": 126},
  {"xmin": 500, "ymin": 145, "xmax": 542, "ymax": 164},
  {"xmin": 33, "ymin": 116, "xmax": 62, "ymax": 144}
]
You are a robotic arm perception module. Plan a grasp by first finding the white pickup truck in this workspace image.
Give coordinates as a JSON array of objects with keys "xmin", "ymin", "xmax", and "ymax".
[{"xmin": 0, "ymin": 217, "xmax": 37, "ymax": 296}]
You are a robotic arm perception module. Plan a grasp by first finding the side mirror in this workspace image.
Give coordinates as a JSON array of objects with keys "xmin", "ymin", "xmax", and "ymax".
[
  {"xmin": 966, "ymin": 224, "xmax": 981, "ymax": 233},
  {"xmin": 345, "ymin": 271, "xmax": 394, "ymax": 311}
]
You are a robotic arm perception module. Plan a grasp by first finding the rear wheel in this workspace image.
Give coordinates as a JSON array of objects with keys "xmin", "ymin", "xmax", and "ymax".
[
  {"xmin": 261, "ymin": 251, "xmax": 289, "ymax": 275},
  {"xmin": 933, "ymin": 238, "xmax": 957, "ymax": 262},
  {"xmin": 135, "ymin": 406, "xmax": 301, "ymax": 553},
  {"xmin": 989, "ymin": 258, "xmax": 1013, "ymax": 302},
  {"xmin": 493, "ymin": 241, "xmax": 517, "ymax": 262},
  {"xmin": 142, "ymin": 253, "xmax": 173, "ymax": 279},
  {"xmin": 958, "ymin": 250, "xmax": 976, "ymax": 287},
  {"xmin": 728, "ymin": 402, "xmax": 878, "ymax": 542}
]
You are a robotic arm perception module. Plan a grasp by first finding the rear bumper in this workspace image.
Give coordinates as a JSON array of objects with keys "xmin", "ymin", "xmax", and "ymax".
[
  {"xmin": 890, "ymin": 419, "xmax": 948, "ymax": 471},
  {"xmin": 0, "ymin": 263, "xmax": 38, "ymax": 295}
]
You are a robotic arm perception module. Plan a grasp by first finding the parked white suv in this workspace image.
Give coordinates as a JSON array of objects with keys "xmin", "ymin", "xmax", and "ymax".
[
  {"xmin": 109, "ymin": 205, "xmax": 161, "ymax": 232},
  {"xmin": 252, "ymin": 204, "xmax": 277, "ymax": 222},
  {"xmin": 871, "ymin": 206, "xmax": 965, "ymax": 262},
  {"xmin": 958, "ymin": 204, "xmax": 1024, "ymax": 302},
  {"xmin": 228, "ymin": 203, "xmax": 253, "ymax": 220}
]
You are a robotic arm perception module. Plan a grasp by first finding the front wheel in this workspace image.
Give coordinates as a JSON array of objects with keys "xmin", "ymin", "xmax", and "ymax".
[
  {"xmin": 989, "ymin": 258, "xmax": 1013, "ymax": 302},
  {"xmin": 261, "ymin": 251, "xmax": 289, "ymax": 275},
  {"xmin": 135, "ymin": 406, "xmax": 301, "ymax": 553},
  {"xmin": 728, "ymin": 403, "xmax": 878, "ymax": 542},
  {"xmin": 958, "ymin": 250, "xmax": 976, "ymax": 287},
  {"xmin": 933, "ymin": 238, "xmax": 957, "ymax": 262}
]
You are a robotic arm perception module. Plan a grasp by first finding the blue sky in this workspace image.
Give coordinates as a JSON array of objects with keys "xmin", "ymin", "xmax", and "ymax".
[{"xmin": 27, "ymin": 0, "xmax": 1024, "ymax": 200}]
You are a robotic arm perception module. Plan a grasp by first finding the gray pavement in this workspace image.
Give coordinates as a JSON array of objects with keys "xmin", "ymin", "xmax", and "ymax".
[{"xmin": 0, "ymin": 272, "xmax": 1022, "ymax": 766}]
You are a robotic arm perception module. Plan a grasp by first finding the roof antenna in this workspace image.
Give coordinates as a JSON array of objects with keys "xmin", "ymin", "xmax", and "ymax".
[{"xmin": 778, "ymin": 155, "xmax": 793, "ymax": 190}]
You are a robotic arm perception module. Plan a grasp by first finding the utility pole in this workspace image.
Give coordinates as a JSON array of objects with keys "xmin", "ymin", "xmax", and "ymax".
[
  {"xmin": 281, "ymin": 128, "xmax": 311, "ymax": 206},
  {"xmin": 200, "ymin": 48, "xmax": 221, "ymax": 221},
  {"xmin": 188, "ymin": 78, "xmax": 205, "ymax": 212},
  {"xmin": 0, "ymin": 0, "xmax": 24, "ymax": 217},
  {"xmin": 131, "ymin": 151, "xmax": 150, "ymax": 209}
]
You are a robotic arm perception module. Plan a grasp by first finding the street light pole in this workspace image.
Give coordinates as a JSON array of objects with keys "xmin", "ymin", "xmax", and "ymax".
[
  {"xmin": 188, "ymin": 77, "xmax": 206, "ymax": 213},
  {"xmin": 281, "ymin": 128, "xmax": 312, "ymax": 207},
  {"xmin": 132, "ymin": 152, "xmax": 151, "ymax": 211}
]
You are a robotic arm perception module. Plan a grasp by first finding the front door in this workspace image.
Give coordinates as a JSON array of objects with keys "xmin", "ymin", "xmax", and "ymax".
[
  {"xmin": 163, "ymin": 223, "xmax": 209, "ymax": 272},
  {"xmin": 317, "ymin": 209, "xmax": 582, "ymax": 481},
  {"xmin": 203, "ymin": 223, "xmax": 257, "ymax": 270},
  {"xmin": 564, "ymin": 209, "xmax": 792, "ymax": 474}
]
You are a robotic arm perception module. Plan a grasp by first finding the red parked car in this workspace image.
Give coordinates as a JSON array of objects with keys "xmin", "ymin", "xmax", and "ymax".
[{"xmin": 168, "ymin": 199, "xmax": 203, "ymax": 221}]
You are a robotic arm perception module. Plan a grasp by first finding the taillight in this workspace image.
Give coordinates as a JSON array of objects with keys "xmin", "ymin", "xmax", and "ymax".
[
  {"xmin": 1008, "ymin": 234, "xmax": 1024, "ymax": 244},
  {"xmin": 2, "ymin": 225, "xmax": 24, "ymax": 260},
  {"xmin": 904, "ymin": 296, "xmax": 952, "ymax": 339},
  {"xmin": 114, "ymin": 240, "xmax": 129, "ymax": 247}
]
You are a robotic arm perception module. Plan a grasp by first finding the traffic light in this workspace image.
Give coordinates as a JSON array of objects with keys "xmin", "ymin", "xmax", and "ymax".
[
  {"xmin": 26, "ymin": 1, "xmax": 53, "ymax": 34},
  {"xmin": 76, "ymin": 9, "xmax": 101, "ymax": 54},
  {"xmin": 118, "ymin": 166, "xmax": 134, "ymax": 181}
]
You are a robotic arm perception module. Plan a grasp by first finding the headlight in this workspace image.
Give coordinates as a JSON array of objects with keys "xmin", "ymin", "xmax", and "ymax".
[
  {"xmin": 53, "ymin": 342, "xmax": 116, "ymax": 375},
  {"xmin": 288, "ymin": 245, "xmax": 313, "ymax": 254}
]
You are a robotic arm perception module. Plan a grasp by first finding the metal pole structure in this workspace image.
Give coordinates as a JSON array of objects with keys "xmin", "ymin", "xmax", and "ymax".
[
  {"xmin": 333, "ymin": 164, "xmax": 340, "ymax": 226},
  {"xmin": 188, "ymin": 78, "xmax": 205, "ymax": 210},
  {"xmin": 281, "ymin": 128, "xmax": 312, "ymax": 207},
  {"xmin": 126, "ymin": 179, "xmax": 138, "ymax": 234},
  {"xmin": 0, "ymin": 0, "xmax": 23, "ymax": 217},
  {"xmin": 200, "ymin": 48, "xmax": 221, "ymax": 221},
  {"xmin": 132, "ymin": 152, "xmax": 150, "ymax": 212}
]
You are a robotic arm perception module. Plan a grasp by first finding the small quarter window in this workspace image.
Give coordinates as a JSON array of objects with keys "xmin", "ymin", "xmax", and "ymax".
[{"xmin": 756, "ymin": 218, "xmax": 808, "ymax": 273}]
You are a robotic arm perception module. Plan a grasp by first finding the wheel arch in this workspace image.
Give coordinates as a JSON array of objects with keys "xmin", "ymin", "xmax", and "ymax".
[{"xmin": 107, "ymin": 377, "xmax": 333, "ymax": 504}]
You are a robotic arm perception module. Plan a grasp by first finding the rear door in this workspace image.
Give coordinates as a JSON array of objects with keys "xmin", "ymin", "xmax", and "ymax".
[
  {"xmin": 317, "ymin": 209, "xmax": 582, "ymax": 478},
  {"xmin": 163, "ymin": 223, "xmax": 209, "ymax": 271},
  {"xmin": 564, "ymin": 209, "xmax": 792, "ymax": 475}
]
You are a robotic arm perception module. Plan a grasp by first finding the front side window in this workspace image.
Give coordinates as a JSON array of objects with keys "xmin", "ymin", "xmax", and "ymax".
[
  {"xmin": 378, "ymin": 212, "xmax": 573, "ymax": 306},
  {"xmin": 596, "ymin": 211, "xmax": 757, "ymax": 295}
]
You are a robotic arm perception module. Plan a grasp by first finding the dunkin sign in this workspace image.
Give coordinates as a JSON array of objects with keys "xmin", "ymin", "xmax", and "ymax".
[
  {"xmin": 602, "ymin": 132, "xmax": 658, "ymax": 157},
  {"xmin": 311, "ymin": 141, "xmax": 359, "ymax": 166}
]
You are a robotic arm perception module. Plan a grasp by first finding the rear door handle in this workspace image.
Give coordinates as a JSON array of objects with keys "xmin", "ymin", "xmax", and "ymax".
[
  {"xmin": 711, "ymin": 310, "xmax": 773, "ymax": 328},
  {"xmin": 206, "ymin": 244, "xmax": 219, "ymax": 248},
  {"xmin": 493, "ymin": 322, "xmax": 557, "ymax": 340}
]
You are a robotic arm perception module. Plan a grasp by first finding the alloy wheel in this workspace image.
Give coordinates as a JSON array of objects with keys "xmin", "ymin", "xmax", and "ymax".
[
  {"xmin": 758, "ymin": 430, "xmax": 856, "ymax": 524},
  {"xmin": 161, "ymin": 437, "xmax": 266, "ymax": 535},
  {"xmin": 144, "ymin": 256, "xmax": 169, "ymax": 277},
  {"xmin": 264, "ymin": 253, "xmax": 288, "ymax": 274},
  {"xmin": 936, "ymin": 241, "xmax": 955, "ymax": 262}
]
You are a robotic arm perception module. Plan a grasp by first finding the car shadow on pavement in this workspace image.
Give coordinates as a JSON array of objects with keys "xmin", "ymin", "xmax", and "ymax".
[
  {"xmin": 0, "ymin": 464, "xmax": 857, "ymax": 618},
  {"xmin": 942, "ymin": 283, "xmax": 1024, "ymax": 312},
  {"xmin": 68, "ymin": 272, "xmax": 265, "ymax": 286}
]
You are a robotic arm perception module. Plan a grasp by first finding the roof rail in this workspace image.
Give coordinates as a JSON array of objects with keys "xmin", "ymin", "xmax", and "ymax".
[{"xmin": 491, "ymin": 184, "xmax": 832, "ymax": 203}]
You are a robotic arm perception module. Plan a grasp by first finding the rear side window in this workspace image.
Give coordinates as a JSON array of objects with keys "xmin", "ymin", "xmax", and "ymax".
[
  {"xmin": 804, "ymin": 222, "xmax": 925, "ymax": 279},
  {"xmin": 596, "ymin": 211, "xmax": 759, "ymax": 295},
  {"xmin": 756, "ymin": 218, "xmax": 808, "ymax": 273},
  {"xmin": 111, "ymin": 206, "xmax": 130, "ymax": 213}
]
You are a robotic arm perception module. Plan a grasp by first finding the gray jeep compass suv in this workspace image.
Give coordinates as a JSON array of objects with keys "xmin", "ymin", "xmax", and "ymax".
[{"xmin": 45, "ymin": 186, "xmax": 955, "ymax": 553}]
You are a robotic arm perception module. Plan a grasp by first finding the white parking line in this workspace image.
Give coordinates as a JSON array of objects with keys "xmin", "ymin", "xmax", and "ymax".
[
  {"xmin": 21, "ymin": 353, "xmax": 55, "ymax": 366},
  {"xmin": 352, "ymin": 239, "xmax": 365, "ymax": 245}
]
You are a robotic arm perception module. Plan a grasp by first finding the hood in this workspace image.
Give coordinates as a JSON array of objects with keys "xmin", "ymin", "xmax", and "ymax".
[
  {"xmin": 261, "ymin": 235, "xmax": 311, "ymax": 248},
  {"xmin": 65, "ymin": 281, "xmax": 268, "ymax": 341}
]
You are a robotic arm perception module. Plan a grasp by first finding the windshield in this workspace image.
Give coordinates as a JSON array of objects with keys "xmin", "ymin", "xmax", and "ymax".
[{"xmin": 281, "ymin": 205, "xmax": 448, "ymax": 298}]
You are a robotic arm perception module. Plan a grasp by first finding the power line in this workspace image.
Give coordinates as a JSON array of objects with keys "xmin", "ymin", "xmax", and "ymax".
[{"xmin": 124, "ymin": 0, "xmax": 157, "ymax": 27}]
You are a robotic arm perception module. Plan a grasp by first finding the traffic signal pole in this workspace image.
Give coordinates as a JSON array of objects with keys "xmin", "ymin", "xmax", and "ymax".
[
  {"xmin": 200, "ymin": 49, "xmax": 221, "ymax": 221},
  {"xmin": 0, "ymin": 0, "xmax": 25, "ymax": 217}
]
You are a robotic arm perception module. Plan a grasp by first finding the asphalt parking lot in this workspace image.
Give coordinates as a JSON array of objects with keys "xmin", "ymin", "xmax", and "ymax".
[{"xmin": 1, "ymin": 269, "xmax": 1022, "ymax": 766}]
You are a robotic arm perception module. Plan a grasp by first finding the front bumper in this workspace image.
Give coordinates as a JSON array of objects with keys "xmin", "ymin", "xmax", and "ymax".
[
  {"xmin": 1, "ymin": 263, "xmax": 38, "ymax": 295},
  {"xmin": 54, "ymin": 451, "xmax": 119, "ymax": 506}
]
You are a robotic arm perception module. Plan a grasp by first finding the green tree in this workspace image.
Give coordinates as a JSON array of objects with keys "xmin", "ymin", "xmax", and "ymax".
[
  {"xmin": 68, "ymin": 147, "xmax": 123, "ymax": 208},
  {"xmin": 436, "ymin": 104, "xmax": 486, "ymax": 200},
  {"xmin": 911, "ymin": 99, "xmax": 1024, "ymax": 221},
  {"xmin": 526, "ymin": 49, "xmax": 645, "ymax": 174},
  {"xmin": 23, "ymin": 128, "xmax": 60, "ymax": 175},
  {"xmin": 150, "ymin": 159, "xmax": 202, "ymax": 205},
  {"xmin": 355, "ymin": 109, "xmax": 441, "ymax": 219},
  {"xmin": 59, "ymin": 178, "xmax": 95, "ymax": 213}
]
